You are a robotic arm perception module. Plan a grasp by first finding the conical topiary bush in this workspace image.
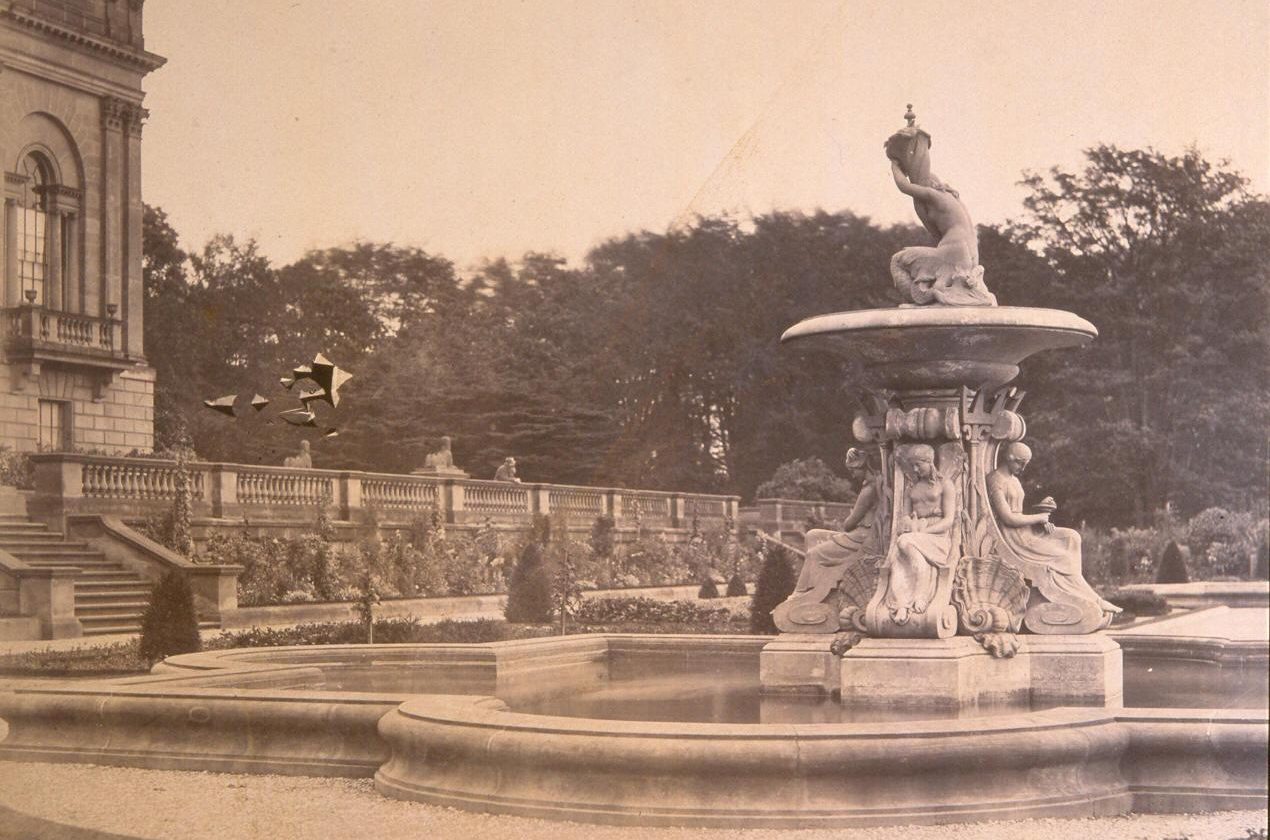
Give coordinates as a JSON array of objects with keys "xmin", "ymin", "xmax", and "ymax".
[
  {"xmin": 504, "ymin": 514, "xmax": 554, "ymax": 623},
  {"xmin": 1155, "ymin": 541, "xmax": 1189, "ymax": 584},
  {"xmin": 139, "ymin": 571, "xmax": 201, "ymax": 664},
  {"xmin": 749, "ymin": 544, "xmax": 797, "ymax": 634}
]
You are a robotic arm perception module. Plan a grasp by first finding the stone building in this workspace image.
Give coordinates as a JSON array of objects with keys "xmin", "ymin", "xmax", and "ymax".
[{"xmin": 0, "ymin": 0, "xmax": 163, "ymax": 453}]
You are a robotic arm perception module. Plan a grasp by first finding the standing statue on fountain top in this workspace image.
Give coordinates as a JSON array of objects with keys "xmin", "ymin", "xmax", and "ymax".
[
  {"xmin": 882, "ymin": 443, "xmax": 957, "ymax": 625},
  {"xmin": 885, "ymin": 105, "xmax": 997, "ymax": 308}
]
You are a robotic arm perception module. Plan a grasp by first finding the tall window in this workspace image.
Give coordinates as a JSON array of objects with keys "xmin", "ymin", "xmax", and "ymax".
[
  {"xmin": 17, "ymin": 154, "xmax": 50, "ymax": 305},
  {"xmin": 38, "ymin": 400, "xmax": 70, "ymax": 451}
]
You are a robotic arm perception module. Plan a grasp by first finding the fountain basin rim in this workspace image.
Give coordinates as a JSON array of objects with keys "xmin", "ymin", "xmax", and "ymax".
[
  {"xmin": 781, "ymin": 306, "xmax": 1098, "ymax": 344},
  {"xmin": 389, "ymin": 693, "xmax": 1264, "ymax": 739}
]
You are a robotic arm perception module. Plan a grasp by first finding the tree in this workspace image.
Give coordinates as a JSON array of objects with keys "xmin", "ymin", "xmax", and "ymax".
[
  {"xmin": 755, "ymin": 457, "xmax": 856, "ymax": 502},
  {"xmin": 749, "ymin": 543, "xmax": 796, "ymax": 634},
  {"xmin": 138, "ymin": 571, "xmax": 201, "ymax": 664},
  {"xmin": 1011, "ymin": 146, "xmax": 1269, "ymax": 525}
]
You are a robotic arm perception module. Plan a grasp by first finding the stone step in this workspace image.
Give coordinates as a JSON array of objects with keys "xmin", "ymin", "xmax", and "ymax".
[
  {"xmin": 76, "ymin": 580, "xmax": 154, "ymax": 594},
  {"xmin": 73, "ymin": 599, "xmax": 148, "ymax": 612},
  {"xmin": 7, "ymin": 547, "xmax": 102, "ymax": 558},
  {"xmin": 80, "ymin": 618, "xmax": 220, "ymax": 636},
  {"xmin": 19, "ymin": 559, "xmax": 120, "ymax": 570},
  {"xmin": 20, "ymin": 556, "xmax": 119, "ymax": 569},
  {"xmin": 76, "ymin": 600, "xmax": 150, "ymax": 615},
  {"xmin": 0, "ymin": 523, "xmax": 54, "ymax": 534},
  {"xmin": 0, "ymin": 534, "xmax": 75, "ymax": 546},
  {"xmin": 0, "ymin": 541, "xmax": 93, "ymax": 553},
  {"xmin": 22, "ymin": 564, "xmax": 124, "ymax": 574},
  {"xmin": 76, "ymin": 588, "xmax": 152, "ymax": 603},
  {"xmin": 80, "ymin": 620, "xmax": 143, "ymax": 636},
  {"xmin": 76, "ymin": 570, "xmax": 145, "ymax": 582}
]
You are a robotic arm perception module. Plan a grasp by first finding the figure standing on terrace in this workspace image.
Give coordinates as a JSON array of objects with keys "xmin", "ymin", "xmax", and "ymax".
[
  {"xmin": 885, "ymin": 105, "xmax": 997, "ymax": 307},
  {"xmin": 987, "ymin": 442, "xmax": 1121, "ymax": 623},
  {"xmin": 494, "ymin": 457, "xmax": 522, "ymax": 483},
  {"xmin": 882, "ymin": 443, "xmax": 956, "ymax": 625}
]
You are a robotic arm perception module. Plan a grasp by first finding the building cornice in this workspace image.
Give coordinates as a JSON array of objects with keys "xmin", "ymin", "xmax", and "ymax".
[
  {"xmin": 0, "ymin": 46, "xmax": 146, "ymax": 101},
  {"xmin": 2, "ymin": 4, "xmax": 166, "ymax": 73}
]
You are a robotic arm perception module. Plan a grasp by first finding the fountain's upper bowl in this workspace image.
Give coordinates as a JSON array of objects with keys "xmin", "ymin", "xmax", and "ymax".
[{"xmin": 781, "ymin": 306, "xmax": 1097, "ymax": 390}]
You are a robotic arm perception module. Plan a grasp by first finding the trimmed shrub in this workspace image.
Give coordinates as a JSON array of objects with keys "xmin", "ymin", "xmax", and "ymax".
[
  {"xmin": 574, "ymin": 597, "xmax": 732, "ymax": 627},
  {"xmin": 756, "ymin": 457, "xmax": 856, "ymax": 502},
  {"xmin": 749, "ymin": 544, "xmax": 797, "ymax": 634},
  {"xmin": 1106, "ymin": 589, "xmax": 1170, "ymax": 617},
  {"xmin": 138, "ymin": 571, "xmax": 201, "ymax": 664},
  {"xmin": 504, "ymin": 514, "xmax": 554, "ymax": 623},
  {"xmin": 725, "ymin": 573, "xmax": 748, "ymax": 597},
  {"xmin": 697, "ymin": 578, "xmax": 720, "ymax": 599},
  {"xmin": 1156, "ymin": 541, "xmax": 1189, "ymax": 584},
  {"xmin": 207, "ymin": 618, "xmax": 553, "ymax": 649},
  {"xmin": 590, "ymin": 515, "xmax": 616, "ymax": 563}
]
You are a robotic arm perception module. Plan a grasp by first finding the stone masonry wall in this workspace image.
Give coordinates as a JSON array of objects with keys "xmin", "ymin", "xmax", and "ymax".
[{"xmin": 0, "ymin": 363, "xmax": 153, "ymax": 453}]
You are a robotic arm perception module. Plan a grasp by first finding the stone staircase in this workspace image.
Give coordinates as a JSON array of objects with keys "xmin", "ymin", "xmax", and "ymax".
[{"xmin": 0, "ymin": 512, "xmax": 156, "ymax": 635}]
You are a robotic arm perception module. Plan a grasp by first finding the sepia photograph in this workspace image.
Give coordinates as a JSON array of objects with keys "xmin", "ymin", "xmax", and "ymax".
[{"xmin": 0, "ymin": 1, "xmax": 1266, "ymax": 837}]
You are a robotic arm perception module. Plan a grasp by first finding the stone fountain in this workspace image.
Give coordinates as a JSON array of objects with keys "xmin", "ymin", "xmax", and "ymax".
[{"xmin": 763, "ymin": 107, "xmax": 1123, "ymax": 711}]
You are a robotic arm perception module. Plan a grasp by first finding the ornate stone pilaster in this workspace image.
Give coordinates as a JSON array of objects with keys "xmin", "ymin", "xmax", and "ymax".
[
  {"xmin": 101, "ymin": 96, "xmax": 128, "ymax": 132},
  {"xmin": 123, "ymin": 102, "xmax": 145, "ymax": 356},
  {"xmin": 99, "ymin": 95, "xmax": 126, "ymax": 322},
  {"xmin": 125, "ymin": 105, "xmax": 148, "ymax": 138},
  {"xmin": 1, "ymin": 195, "xmax": 15, "ymax": 307}
]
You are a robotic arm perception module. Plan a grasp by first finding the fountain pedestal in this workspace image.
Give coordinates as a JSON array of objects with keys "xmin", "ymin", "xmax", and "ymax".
[
  {"xmin": 764, "ymin": 305, "xmax": 1124, "ymax": 704},
  {"xmin": 759, "ymin": 634, "xmax": 1122, "ymax": 710},
  {"xmin": 839, "ymin": 635, "xmax": 1122, "ymax": 712},
  {"xmin": 759, "ymin": 634, "xmax": 840, "ymax": 695}
]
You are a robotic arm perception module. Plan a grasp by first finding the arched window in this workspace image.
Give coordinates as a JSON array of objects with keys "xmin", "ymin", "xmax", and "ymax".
[{"xmin": 16, "ymin": 153, "xmax": 51, "ymax": 304}]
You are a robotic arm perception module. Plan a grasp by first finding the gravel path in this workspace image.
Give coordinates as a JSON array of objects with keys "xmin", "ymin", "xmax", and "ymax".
[{"xmin": 0, "ymin": 762, "xmax": 1263, "ymax": 840}]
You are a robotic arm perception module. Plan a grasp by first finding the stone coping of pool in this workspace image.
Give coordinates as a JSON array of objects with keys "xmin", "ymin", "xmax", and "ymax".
[
  {"xmin": 1110, "ymin": 606, "xmax": 1269, "ymax": 665},
  {"xmin": 0, "ymin": 632, "xmax": 1265, "ymax": 829},
  {"xmin": 1117, "ymin": 582, "xmax": 1269, "ymax": 609}
]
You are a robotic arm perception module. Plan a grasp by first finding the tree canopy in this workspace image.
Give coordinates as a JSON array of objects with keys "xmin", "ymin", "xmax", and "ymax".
[{"xmin": 142, "ymin": 144, "xmax": 1269, "ymax": 526}]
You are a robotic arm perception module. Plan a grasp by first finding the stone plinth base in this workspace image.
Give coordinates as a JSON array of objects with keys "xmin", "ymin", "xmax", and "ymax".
[
  {"xmin": 840, "ymin": 635, "xmax": 1122, "ymax": 712},
  {"xmin": 759, "ymin": 635, "xmax": 839, "ymax": 695}
]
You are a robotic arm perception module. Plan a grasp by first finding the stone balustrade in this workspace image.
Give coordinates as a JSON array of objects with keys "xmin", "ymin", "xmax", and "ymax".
[
  {"xmin": 28, "ymin": 454, "xmax": 740, "ymax": 533},
  {"xmin": 738, "ymin": 497, "xmax": 855, "ymax": 547},
  {"xmin": 4, "ymin": 305, "xmax": 119, "ymax": 355}
]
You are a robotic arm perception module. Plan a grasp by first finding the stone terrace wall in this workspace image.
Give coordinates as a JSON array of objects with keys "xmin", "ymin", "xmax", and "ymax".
[{"xmin": 27, "ymin": 454, "xmax": 741, "ymax": 548}]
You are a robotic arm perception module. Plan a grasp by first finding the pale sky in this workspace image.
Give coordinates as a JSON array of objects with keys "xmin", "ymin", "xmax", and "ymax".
[{"xmin": 141, "ymin": 0, "xmax": 1270, "ymax": 271}]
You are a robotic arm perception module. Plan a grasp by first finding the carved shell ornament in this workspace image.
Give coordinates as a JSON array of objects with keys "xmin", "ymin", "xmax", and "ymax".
[{"xmin": 952, "ymin": 551, "xmax": 1028, "ymax": 635}]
